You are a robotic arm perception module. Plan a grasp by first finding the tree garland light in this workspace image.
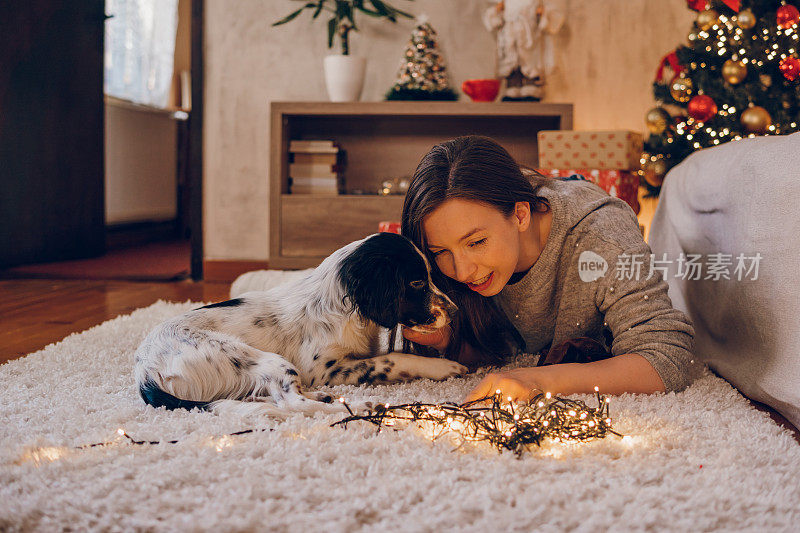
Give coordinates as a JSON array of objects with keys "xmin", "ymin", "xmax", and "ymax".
[
  {"xmin": 333, "ymin": 387, "xmax": 622, "ymax": 457},
  {"xmin": 644, "ymin": 0, "xmax": 800, "ymax": 196},
  {"xmin": 14, "ymin": 388, "xmax": 622, "ymax": 464}
]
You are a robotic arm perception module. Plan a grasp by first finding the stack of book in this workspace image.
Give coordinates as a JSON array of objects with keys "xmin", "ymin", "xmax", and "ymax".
[{"xmin": 288, "ymin": 140, "xmax": 343, "ymax": 195}]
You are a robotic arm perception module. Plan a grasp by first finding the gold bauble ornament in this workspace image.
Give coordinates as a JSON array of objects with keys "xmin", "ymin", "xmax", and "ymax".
[
  {"xmin": 645, "ymin": 107, "xmax": 671, "ymax": 134},
  {"xmin": 736, "ymin": 8, "xmax": 756, "ymax": 30},
  {"xmin": 740, "ymin": 106, "xmax": 772, "ymax": 134},
  {"xmin": 722, "ymin": 59, "xmax": 747, "ymax": 84},
  {"xmin": 670, "ymin": 75, "xmax": 693, "ymax": 103},
  {"xmin": 643, "ymin": 158, "xmax": 668, "ymax": 187},
  {"xmin": 760, "ymin": 73, "xmax": 772, "ymax": 87},
  {"xmin": 697, "ymin": 8, "xmax": 719, "ymax": 31}
]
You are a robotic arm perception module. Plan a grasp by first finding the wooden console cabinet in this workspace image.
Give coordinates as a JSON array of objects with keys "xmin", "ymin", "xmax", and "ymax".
[{"xmin": 269, "ymin": 101, "xmax": 573, "ymax": 269}]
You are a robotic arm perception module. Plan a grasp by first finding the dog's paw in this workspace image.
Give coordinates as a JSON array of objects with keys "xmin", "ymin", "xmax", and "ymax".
[
  {"xmin": 303, "ymin": 391, "xmax": 335, "ymax": 403},
  {"xmin": 417, "ymin": 358, "xmax": 468, "ymax": 381}
]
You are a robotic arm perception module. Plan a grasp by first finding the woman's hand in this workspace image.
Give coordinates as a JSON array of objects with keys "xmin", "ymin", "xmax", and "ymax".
[
  {"xmin": 464, "ymin": 366, "xmax": 552, "ymax": 403},
  {"xmin": 402, "ymin": 324, "xmax": 451, "ymax": 353}
]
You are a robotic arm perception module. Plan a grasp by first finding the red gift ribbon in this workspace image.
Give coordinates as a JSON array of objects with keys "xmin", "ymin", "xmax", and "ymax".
[
  {"xmin": 723, "ymin": 0, "xmax": 741, "ymax": 12},
  {"xmin": 655, "ymin": 50, "xmax": 685, "ymax": 83}
]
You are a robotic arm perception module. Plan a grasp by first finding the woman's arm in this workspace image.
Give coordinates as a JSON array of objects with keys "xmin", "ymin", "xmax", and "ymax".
[
  {"xmin": 542, "ymin": 353, "xmax": 665, "ymax": 394},
  {"xmin": 465, "ymin": 352, "xmax": 665, "ymax": 402}
]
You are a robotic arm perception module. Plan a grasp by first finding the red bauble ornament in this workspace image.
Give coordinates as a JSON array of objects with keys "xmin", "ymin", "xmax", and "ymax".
[
  {"xmin": 780, "ymin": 56, "xmax": 800, "ymax": 81},
  {"xmin": 687, "ymin": 94, "xmax": 718, "ymax": 122},
  {"xmin": 777, "ymin": 4, "xmax": 800, "ymax": 29}
]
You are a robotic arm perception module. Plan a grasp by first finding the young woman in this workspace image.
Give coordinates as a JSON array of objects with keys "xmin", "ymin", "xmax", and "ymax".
[{"xmin": 400, "ymin": 135, "xmax": 696, "ymax": 402}]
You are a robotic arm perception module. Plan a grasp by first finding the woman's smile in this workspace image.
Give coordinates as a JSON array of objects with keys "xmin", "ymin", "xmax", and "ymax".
[{"xmin": 467, "ymin": 272, "xmax": 493, "ymax": 292}]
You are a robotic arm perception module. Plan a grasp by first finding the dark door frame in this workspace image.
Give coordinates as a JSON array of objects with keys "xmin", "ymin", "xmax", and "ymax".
[{"xmin": 189, "ymin": 0, "xmax": 203, "ymax": 280}]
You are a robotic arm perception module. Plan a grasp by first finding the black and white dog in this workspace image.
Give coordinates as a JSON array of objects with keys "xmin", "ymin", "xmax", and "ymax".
[{"xmin": 134, "ymin": 232, "xmax": 466, "ymax": 417}]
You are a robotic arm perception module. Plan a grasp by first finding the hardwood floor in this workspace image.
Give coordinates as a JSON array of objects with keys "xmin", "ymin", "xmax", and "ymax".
[
  {"xmin": 0, "ymin": 279, "xmax": 230, "ymax": 364},
  {"xmin": 1, "ymin": 278, "xmax": 797, "ymax": 444}
]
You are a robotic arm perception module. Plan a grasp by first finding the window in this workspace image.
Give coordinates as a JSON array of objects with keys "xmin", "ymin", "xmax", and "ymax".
[{"xmin": 104, "ymin": 0, "xmax": 178, "ymax": 108}]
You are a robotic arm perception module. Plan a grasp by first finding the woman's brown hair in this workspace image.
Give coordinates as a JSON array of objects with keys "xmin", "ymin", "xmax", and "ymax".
[{"xmin": 401, "ymin": 135, "xmax": 550, "ymax": 367}]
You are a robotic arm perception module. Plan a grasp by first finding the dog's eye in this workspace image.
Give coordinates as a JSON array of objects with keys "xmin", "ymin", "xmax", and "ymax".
[{"xmin": 409, "ymin": 280, "xmax": 425, "ymax": 289}]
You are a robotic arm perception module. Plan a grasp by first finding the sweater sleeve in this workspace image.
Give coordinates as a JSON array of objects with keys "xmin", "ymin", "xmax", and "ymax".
[{"xmin": 589, "ymin": 236, "xmax": 696, "ymax": 392}]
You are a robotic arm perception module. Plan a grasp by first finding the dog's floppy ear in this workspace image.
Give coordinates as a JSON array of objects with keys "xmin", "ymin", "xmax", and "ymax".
[{"xmin": 338, "ymin": 241, "xmax": 405, "ymax": 328}]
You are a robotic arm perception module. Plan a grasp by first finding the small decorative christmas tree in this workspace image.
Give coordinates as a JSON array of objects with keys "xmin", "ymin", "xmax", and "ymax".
[
  {"xmin": 643, "ymin": 0, "xmax": 800, "ymax": 195},
  {"xmin": 385, "ymin": 16, "xmax": 458, "ymax": 100}
]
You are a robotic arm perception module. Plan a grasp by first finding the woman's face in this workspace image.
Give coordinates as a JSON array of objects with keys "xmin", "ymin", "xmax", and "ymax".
[{"xmin": 422, "ymin": 198, "xmax": 531, "ymax": 297}]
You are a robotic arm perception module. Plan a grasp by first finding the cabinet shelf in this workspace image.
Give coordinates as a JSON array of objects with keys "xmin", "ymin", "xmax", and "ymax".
[{"xmin": 270, "ymin": 101, "xmax": 573, "ymax": 269}]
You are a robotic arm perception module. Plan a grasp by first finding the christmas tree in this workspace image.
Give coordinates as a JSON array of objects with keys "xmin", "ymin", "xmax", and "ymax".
[
  {"xmin": 385, "ymin": 17, "xmax": 457, "ymax": 100},
  {"xmin": 643, "ymin": 0, "xmax": 800, "ymax": 195}
]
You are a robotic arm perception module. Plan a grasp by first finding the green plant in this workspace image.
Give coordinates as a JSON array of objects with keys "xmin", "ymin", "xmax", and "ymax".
[{"xmin": 273, "ymin": 0, "xmax": 414, "ymax": 55}]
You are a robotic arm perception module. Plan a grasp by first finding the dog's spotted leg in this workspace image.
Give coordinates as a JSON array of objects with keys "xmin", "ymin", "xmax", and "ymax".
[
  {"xmin": 317, "ymin": 352, "xmax": 467, "ymax": 386},
  {"xmin": 246, "ymin": 354, "xmax": 344, "ymax": 414}
]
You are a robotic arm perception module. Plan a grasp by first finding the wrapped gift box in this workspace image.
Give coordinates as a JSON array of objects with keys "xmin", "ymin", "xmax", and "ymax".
[
  {"xmin": 537, "ymin": 130, "xmax": 643, "ymax": 170},
  {"xmin": 537, "ymin": 168, "xmax": 640, "ymax": 214}
]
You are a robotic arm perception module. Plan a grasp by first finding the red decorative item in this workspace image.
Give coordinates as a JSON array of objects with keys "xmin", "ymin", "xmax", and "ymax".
[
  {"xmin": 721, "ymin": 0, "xmax": 741, "ymax": 12},
  {"xmin": 537, "ymin": 168, "xmax": 640, "ymax": 214},
  {"xmin": 777, "ymin": 4, "xmax": 800, "ymax": 29},
  {"xmin": 687, "ymin": 94, "xmax": 718, "ymax": 122},
  {"xmin": 378, "ymin": 221, "xmax": 401, "ymax": 234},
  {"xmin": 461, "ymin": 79, "xmax": 500, "ymax": 102},
  {"xmin": 686, "ymin": 0, "xmax": 707, "ymax": 11},
  {"xmin": 690, "ymin": 0, "xmax": 741, "ymax": 12},
  {"xmin": 779, "ymin": 57, "xmax": 800, "ymax": 81},
  {"xmin": 656, "ymin": 50, "xmax": 686, "ymax": 84}
]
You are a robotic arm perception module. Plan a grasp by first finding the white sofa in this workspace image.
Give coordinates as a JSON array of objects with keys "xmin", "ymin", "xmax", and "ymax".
[{"xmin": 648, "ymin": 132, "xmax": 800, "ymax": 428}]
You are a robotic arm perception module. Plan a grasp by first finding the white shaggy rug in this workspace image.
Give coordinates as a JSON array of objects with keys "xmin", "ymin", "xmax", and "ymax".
[{"xmin": 2, "ymin": 301, "xmax": 800, "ymax": 532}]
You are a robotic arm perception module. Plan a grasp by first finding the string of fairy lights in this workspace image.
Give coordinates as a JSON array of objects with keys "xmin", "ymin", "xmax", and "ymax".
[
  {"xmin": 332, "ymin": 388, "xmax": 623, "ymax": 457},
  {"xmin": 13, "ymin": 388, "xmax": 624, "ymax": 465}
]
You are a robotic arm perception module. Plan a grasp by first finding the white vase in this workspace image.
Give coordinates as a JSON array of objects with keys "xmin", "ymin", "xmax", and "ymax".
[{"xmin": 323, "ymin": 55, "xmax": 366, "ymax": 102}]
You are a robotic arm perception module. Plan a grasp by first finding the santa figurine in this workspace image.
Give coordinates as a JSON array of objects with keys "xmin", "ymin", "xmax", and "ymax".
[{"xmin": 483, "ymin": 0, "xmax": 565, "ymax": 101}]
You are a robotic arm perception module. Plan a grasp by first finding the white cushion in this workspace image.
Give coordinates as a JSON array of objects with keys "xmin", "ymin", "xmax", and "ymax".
[
  {"xmin": 648, "ymin": 132, "xmax": 800, "ymax": 428},
  {"xmin": 230, "ymin": 269, "xmax": 312, "ymax": 298}
]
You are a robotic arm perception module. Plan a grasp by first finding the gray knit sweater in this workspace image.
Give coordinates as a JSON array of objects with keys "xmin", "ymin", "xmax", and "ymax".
[{"xmin": 493, "ymin": 177, "xmax": 696, "ymax": 392}]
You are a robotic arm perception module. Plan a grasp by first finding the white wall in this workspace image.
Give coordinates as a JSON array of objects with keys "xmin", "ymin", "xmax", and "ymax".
[
  {"xmin": 104, "ymin": 102, "xmax": 177, "ymax": 225},
  {"xmin": 203, "ymin": 0, "xmax": 695, "ymax": 261}
]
